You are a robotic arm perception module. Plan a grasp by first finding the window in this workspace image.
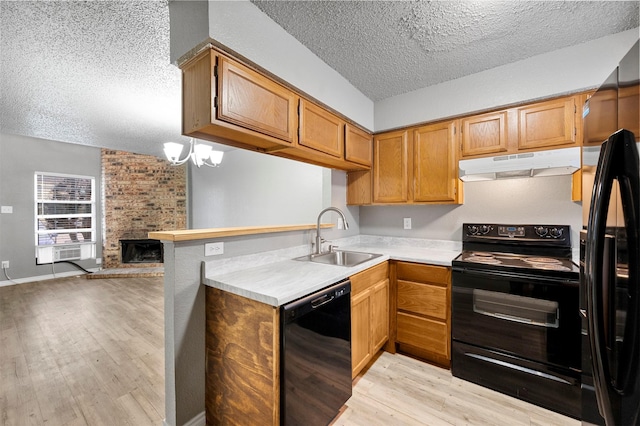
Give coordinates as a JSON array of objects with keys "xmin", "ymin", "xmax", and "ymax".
[{"xmin": 35, "ymin": 172, "xmax": 96, "ymax": 246}]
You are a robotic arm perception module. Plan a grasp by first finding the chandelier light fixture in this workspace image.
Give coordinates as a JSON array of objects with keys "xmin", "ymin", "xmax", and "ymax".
[{"xmin": 164, "ymin": 138, "xmax": 224, "ymax": 168}]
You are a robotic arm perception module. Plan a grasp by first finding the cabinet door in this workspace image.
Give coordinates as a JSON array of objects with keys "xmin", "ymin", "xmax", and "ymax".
[
  {"xmin": 351, "ymin": 289, "xmax": 372, "ymax": 378},
  {"xmin": 345, "ymin": 124, "xmax": 373, "ymax": 167},
  {"xmin": 370, "ymin": 279, "xmax": 389, "ymax": 353},
  {"xmin": 299, "ymin": 99, "xmax": 344, "ymax": 157},
  {"xmin": 618, "ymin": 83, "xmax": 639, "ymax": 141},
  {"xmin": 217, "ymin": 56, "xmax": 297, "ymax": 143},
  {"xmin": 518, "ymin": 97, "xmax": 577, "ymax": 149},
  {"xmin": 413, "ymin": 121, "xmax": 458, "ymax": 203},
  {"xmin": 584, "ymin": 88, "xmax": 617, "ymax": 145},
  {"xmin": 347, "ymin": 171, "xmax": 372, "ymax": 205},
  {"xmin": 461, "ymin": 111, "xmax": 508, "ymax": 157},
  {"xmin": 373, "ymin": 130, "xmax": 409, "ymax": 203}
]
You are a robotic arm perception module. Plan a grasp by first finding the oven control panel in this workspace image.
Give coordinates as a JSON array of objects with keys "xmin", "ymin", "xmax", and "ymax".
[
  {"xmin": 497, "ymin": 226, "xmax": 525, "ymax": 237},
  {"xmin": 464, "ymin": 223, "xmax": 569, "ymax": 241},
  {"xmin": 467, "ymin": 224, "xmax": 493, "ymax": 235}
]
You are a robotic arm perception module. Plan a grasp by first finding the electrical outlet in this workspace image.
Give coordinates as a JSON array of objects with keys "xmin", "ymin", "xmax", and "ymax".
[
  {"xmin": 337, "ymin": 217, "xmax": 344, "ymax": 230},
  {"xmin": 0, "ymin": 206, "xmax": 12, "ymax": 214},
  {"xmin": 96, "ymin": 258, "xmax": 102, "ymax": 265},
  {"xmin": 403, "ymin": 217, "xmax": 412, "ymax": 230},
  {"xmin": 1, "ymin": 261, "xmax": 9, "ymax": 269},
  {"xmin": 205, "ymin": 242, "xmax": 224, "ymax": 256}
]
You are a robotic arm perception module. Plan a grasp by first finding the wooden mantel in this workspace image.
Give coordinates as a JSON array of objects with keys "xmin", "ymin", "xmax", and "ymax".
[{"xmin": 148, "ymin": 223, "xmax": 334, "ymax": 242}]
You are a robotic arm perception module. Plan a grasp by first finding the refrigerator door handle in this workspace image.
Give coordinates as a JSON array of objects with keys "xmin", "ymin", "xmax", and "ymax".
[
  {"xmin": 586, "ymin": 130, "xmax": 621, "ymax": 425},
  {"xmin": 586, "ymin": 129, "xmax": 640, "ymax": 426},
  {"xmin": 614, "ymin": 132, "xmax": 640, "ymax": 395}
]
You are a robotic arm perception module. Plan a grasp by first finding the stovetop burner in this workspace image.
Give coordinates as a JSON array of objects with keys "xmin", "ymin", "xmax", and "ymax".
[
  {"xmin": 459, "ymin": 251, "xmax": 577, "ymax": 273},
  {"xmin": 453, "ymin": 223, "xmax": 579, "ymax": 279}
]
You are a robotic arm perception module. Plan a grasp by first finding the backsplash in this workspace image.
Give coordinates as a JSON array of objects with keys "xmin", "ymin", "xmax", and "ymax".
[
  {"xmin": 359, "ymin": 175, "xmax": 582, "ymax": 248},
  {"xmin": 101, "ymin": 149, "xmax": 187, "ymax": 268}
]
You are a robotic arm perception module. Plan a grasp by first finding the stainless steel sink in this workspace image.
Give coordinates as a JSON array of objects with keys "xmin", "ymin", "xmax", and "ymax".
[{"xmin": 295, "ymin": 250, "xmax": 382, "ymax": 267}]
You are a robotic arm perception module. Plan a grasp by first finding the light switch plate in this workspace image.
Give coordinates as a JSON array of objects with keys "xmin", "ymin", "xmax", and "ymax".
[
  {"xmin": 1, "ymin": 206, "xmax": 13, "ymax": 214},
  {"xmin": 205, "ymin": 242, "xmax": 224, "ymax": 256}
]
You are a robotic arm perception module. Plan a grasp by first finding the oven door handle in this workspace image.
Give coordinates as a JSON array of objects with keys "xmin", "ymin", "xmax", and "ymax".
[{"xmin": 483, "ymin": 311, "xmax": 558, "ymax": 328}]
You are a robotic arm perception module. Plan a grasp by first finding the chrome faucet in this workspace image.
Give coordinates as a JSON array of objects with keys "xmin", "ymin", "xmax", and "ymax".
[{"xmin": 315, "ymin": 207, "xmax": 349, "ymax": 254}]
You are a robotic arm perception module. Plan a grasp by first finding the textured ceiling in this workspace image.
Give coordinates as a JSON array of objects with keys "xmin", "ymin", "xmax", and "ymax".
[
  {"xmin": 0, "ymin": 1, "xmax": 638, "ymax": 158},
  {"xmin": 252, "ymin": 0, "xmax": 640, "ymax": 101},
  {"xmin": 1, "ymin": 0, "xmax": 186, "ymax": 157}
]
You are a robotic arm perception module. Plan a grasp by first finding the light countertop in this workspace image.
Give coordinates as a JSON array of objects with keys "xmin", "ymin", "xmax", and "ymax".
[{"xmin": 202, "ymin": 236, "xmax": 461, "ymax": 307}]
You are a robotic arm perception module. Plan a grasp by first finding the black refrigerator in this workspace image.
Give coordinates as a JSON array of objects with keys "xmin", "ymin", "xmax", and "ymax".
[{"xmin": 581, "ymin": 40, "xmax": 640, "ymax": 426}]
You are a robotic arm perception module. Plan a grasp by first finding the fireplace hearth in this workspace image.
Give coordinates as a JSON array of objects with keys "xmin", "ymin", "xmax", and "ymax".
[{"xmin": 120, "ymin": 239, "xmax": 163, "ymax": 264}]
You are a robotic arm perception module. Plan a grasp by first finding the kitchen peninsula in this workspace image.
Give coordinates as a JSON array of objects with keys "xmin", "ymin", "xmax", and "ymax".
[{"xmin": 150, "ymin": 224, "xmax": 460, "ymax": 425}]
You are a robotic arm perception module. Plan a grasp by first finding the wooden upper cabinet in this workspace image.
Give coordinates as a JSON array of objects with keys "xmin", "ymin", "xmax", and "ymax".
[
  {"xmin": 373, "ymin": 130, "xmax": 409, "ymax": 203},
  {"xmin": 518, "ymin": 97, "xmax": 577, "ymax": 150},
  {"xmin": 298, "ymin": 99, "xmax": 344, "ymax": 157},
  {"xmin": 584, "ymin": 88, "xmax": 617, "ymax": 145},
  {"xmin": 217, "ymin": 56, "xmax": 298, "ymax": 144},
  {"xmin": 460, "ymin": 111, "xmax": 508, "ymax": 157},
  {"xmin": 619, "ymin": 83, "xmax": 640, "ymax": 141},
  {"xmin": 345, "ymin": 124, "xmax": 373, "ymax": 167},
  {"xmin": 413, "ymin": 121, "xmax": 458, "ymax": 203},
  {"xmin": 347, "ymin": 170, "xmax": 372, "ymax": 205}
]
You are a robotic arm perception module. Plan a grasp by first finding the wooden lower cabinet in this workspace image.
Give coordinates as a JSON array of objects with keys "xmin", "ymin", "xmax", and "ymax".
[
  {"xmin": 204, "ymin": 262, "xmax": 391, "ymax": 424},
  {"xmin": 350, "ymin": 261, "xmax": 390, "ymax": 378},
  {"xmin": 394, "ymin": 261, "xmax": 451, "ymax": 368},
  {"xmin": 205, "ymin": 287, "xmax": 279, "ymax": 425}
]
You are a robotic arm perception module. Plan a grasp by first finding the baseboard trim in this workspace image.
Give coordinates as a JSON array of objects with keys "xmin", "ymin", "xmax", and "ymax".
[
  {"xmin": 0, "ymin": 268, "xmax": 100, "ymax": 287},
  {"xmin": 163, "ymin": 411, "xmax": 205, "ymax": 426},
  {"xmin": 184, "ymin": 412, "xmax": 206, "ymax": 426}
]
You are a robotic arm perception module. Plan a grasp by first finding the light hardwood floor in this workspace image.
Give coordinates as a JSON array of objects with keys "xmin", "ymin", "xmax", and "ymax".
[
  {"xmin": 1, "ymin": 276, "xmax": 581, "ymax": 426},
  {"xmin": 338, "ymin": 352, "xmax": 580, "ymax": 426},
  {"xmin": 0, "ymin": 276, "xmax": 165, "ymax": 425}
]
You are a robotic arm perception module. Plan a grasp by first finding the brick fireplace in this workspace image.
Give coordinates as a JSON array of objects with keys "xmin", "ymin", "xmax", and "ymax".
[{"xmin": 101, "ymin": 149, "xmax": 186, "ymax": 269}]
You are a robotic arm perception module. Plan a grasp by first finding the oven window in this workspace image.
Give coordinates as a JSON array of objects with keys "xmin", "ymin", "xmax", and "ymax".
[{"xmin": 473, "ymin": 289, "xmax": 559, "ymax": 328}]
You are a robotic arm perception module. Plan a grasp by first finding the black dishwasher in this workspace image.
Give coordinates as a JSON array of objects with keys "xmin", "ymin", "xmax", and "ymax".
[{"xmin": 280, "ymin": 279, "xmax": 352, "ymax": 426}]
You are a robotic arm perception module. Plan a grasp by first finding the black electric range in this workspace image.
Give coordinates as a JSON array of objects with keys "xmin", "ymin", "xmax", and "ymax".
[{"xmin": 451, "ymin": 223, "xmax": 582, "ymax": 419}]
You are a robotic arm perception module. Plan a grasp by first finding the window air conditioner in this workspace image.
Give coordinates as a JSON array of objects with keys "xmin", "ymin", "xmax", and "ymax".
[{"xmin": 36, "ymin": 243, "xmax": 96, "ymax": 265}]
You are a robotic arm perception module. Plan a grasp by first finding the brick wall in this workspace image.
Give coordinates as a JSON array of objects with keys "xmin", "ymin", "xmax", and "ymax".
[{"xmin": 102, "ymin": 149, "xmax": 186, "ymax": 269}]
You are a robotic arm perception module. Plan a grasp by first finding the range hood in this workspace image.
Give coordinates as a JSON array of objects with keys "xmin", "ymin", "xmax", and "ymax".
[{"xmin": 459, "ymin": 147, "xmax": 581, "ymax": 182}]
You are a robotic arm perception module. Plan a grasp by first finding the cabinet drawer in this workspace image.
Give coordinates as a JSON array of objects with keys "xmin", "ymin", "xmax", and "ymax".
[
  {"xmin": 396, "ymin": 262, "xmax": 450, "ymax": 285},
  {"xmin": 396, "ymin": 312, "xmax": 448, "ymax": 357},
  {"xmin": 350, "ymin": 261, "xmax": 388, "ymax": 296},
  {"xmin": 397, "ymin": 280, "xmax": 447, "ymax": 320}
]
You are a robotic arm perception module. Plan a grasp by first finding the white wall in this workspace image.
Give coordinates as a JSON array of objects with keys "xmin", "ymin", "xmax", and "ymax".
[
  {"xmin": 189, "ymin": 149, "xmax": 326, "ymax": 228},
  {"xmin": 375, "ymin": 29, "xmax": 639, "ymax": 131},
  {"xmin": 360, "ymin": 175, "xmax": 582, "ymax": 248}
]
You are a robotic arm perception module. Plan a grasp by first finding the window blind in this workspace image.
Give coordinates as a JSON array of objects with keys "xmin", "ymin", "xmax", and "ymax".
[{"xmin": 35, "ymin": 172, "xmax": 96, "ymax": 246}]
